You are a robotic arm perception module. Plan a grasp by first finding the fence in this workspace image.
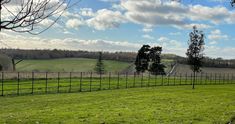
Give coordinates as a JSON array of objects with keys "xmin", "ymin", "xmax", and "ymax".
[{"xmin": 0, "ymin": 72, "xmax": 235, "ymax": 96}]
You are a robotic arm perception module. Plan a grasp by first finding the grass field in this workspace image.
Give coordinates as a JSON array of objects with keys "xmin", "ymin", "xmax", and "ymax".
[
  {"xmin": 0, "ymin": 85, "xmax": 235, "ymax": 123},
  {"xmin": 16, "ymin": 58, "xmax": 131, "ymax": 72}
]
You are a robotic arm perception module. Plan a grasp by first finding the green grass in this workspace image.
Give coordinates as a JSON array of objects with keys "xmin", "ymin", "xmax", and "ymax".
[
  {"xmin": 16, "ymin": 58, "xmax": 131, "ymax": 72},
  {"xmin": 0, "ymin": 85, "xmax": 235, "ymax": 123}
]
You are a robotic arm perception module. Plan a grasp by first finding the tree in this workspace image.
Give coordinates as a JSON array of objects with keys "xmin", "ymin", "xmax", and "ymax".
[
  {"xmin": 186, "ymin": 26, "xmax": 205, "ymax": 89},
  {"xmin": 0, "ymin": 0, "xmax": 78, "ymax": 34},
  {"xmin": 148, "ymin": 46, "xmax": 166, "ymax": 75},
  {"xmin": 0, "ymin": 64, "xmax": 2, "ymax": 71},
  {"xmin": 94, "ymin": 52, "xmax": 105, "ymax": 74},
  {"xmin": 232, "ymin": 0, "xmax": 235, "ymax": 7},
  {"xmin": 135, "ymin": 45, "xmax": 150, "ymax": 74},
  {"xmin": 135, "ymin": 45, "xmax": 165, "ymax": 75}
]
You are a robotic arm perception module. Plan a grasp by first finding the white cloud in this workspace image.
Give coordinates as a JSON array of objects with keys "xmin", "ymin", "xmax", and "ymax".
[
  {"xmin": 208, "ymin": 29, "xmax": 228, "ymax": 41},
  {"xmin": 66, "ymin": 19, "xmax": 84, "ymax": 29},
  {"xmin": 209, "ymin": 41, "xmax": 218, "ymax": 45},
  {"xmin": 79, "ymin": 8, "xmax": 95, "ymax": 17},
  {"xmin": 169, "ymin": 32, "xmax": 181, "ymax": 35},
  {"xmin": 142, "ymin": 34, "xmax": 154, "ymax": 40},
  {"xmin": 86, "ymin": 9, "xmax": 126, "ymax": 30}
]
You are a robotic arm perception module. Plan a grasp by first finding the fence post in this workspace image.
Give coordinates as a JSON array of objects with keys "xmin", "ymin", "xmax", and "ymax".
[
  {"xmin": 117, "ymin": 72, "xmax": 120, "ymax": 89},
  {"xmin": 223, "ymin": 73, "xmax": 225, "ymax": 84},
  {"xmin": 231, "ymin": 74, "xmax": 233, "ymax": 84},
  {"xmin": 133, "ymin": 72, "xmax": 136, "ymax": 88},
  {"xmin": 17, "ymin": 72, "xmax": 20, "ymax": 95},
  {"xmin": 126, "ymin": 72, "xmax": 128, "ymax": 88},
  {"xmin": 57, "ymin": 72, "xmax": 60, "ymax": 93},
  {"xmin": 108, "ymin": 72, "xmax": 111, "ymax": 89},
  {"xmin": 174, "ymin": 73, "xmax": 176, "ymax": 86},
  {"xmin": 90, "ymin": 72, "xmax": 92, "ymax": 92},
  {"xmin": 69, "ymin": 72, "xmax": 72, "ymax": 92},
  {"xmin": 99, "ymin": 73, "xmax": 102, "ymax": 90},
  {"xmin": 1, "ymin": 72, "xmax": 3, "ymax": 96},
  {"xmin": 179, "ymin": 73, "xmax": 182, "ymax": 85},
  {"xmin": 214, "ymin": 73, "xmax": 217, "ymax": 85},
  {"xmin": 79, "ymin": 72, "xmax": 82, "ymax": 92},
  {"xmin": 154, "ymin": 74, "xmax": 157, "ymax": 86},
  {"xmin": 191, "ymin": 73, "xmax": 193, "ymax": 85},
  {"xmin": 185, "ymin": 73, "xmax": 188, "ymax": 85},
  {"xmin": 148, "ymin": 72, "xmax": 150, "ymax": 87},
  {"xmin": 31, "ymin": 72, "xmax": 34, "ymax": 94},
  {"xmin": 161, "ymin": 74, "xmax": 163, "ymax": 86},
  {"xmin": 167, "ymin": 74, "xmax": 170, "ymax": 86},
  {"xmin": 141, "ymin": 73, "xmax": 143, "ymax": 87},
  {"xmin": 45, "ymin": 72, "xmax": 48, "ymax": 93}
]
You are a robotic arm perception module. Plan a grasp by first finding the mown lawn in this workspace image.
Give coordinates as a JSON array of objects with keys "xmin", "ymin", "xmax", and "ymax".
[
  {"xmin": 16, "ymin": 58, "xmax": 131, "ymax": 72},
  {"xmin": 0, "ymin": 85, "xmax": 235, "ymax": 124}
]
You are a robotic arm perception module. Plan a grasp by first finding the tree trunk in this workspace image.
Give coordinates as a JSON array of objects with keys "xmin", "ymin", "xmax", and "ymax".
[{"xmin": 12, "ymin": 59, "xmax": 15, "ymax": 71}]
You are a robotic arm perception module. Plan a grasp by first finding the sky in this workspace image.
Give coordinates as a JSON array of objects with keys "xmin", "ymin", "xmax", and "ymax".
[{"xmin": 0, "ymin": 0, "xmax": 235, "ymax": 59}]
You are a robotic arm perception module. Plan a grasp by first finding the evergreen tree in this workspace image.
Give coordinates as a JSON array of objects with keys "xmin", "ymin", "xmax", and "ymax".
[
  {"xmin": 186, "ymin": 26, "xmax": 205, "ymax": 89},
  {"xmin": 94, "ymin": 52, "xmax": 105, "ymax": 74}
]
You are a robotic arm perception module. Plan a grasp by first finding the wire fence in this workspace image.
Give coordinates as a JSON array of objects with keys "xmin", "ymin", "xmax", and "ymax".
[{"xmin": 0, "ymin": 72, "xmax": 235, "ymax": 96}]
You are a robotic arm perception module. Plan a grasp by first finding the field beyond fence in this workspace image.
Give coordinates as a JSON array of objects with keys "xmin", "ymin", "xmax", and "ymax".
[{"xmin": 0, "ymin": 72, "xmax": 235, "ymax": 96}]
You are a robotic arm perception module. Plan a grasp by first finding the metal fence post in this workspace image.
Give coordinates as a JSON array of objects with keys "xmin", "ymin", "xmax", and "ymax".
[
  {"xmin": 155, "ymin": 74, "xmax": 157, "ymax": 86},
  {"xmin": 108, "ymin": 72, "xmax": 111, "ymax": 89},
  {"xmin": 133, "ymin": 72, "xmax": 136, "ymax": 88},
  {"xmin": 179, "ymin": 73, "xmax": 182, "ymax": 85},
  {"xmin": 80, "ymin": 72, "xmax": 82, "ymax": 92},
  {"xmin": 117, "ymin": 72, "xmax": 120, "ymax": 89},
  {"xmin": 17, "ymin": 72, "xmax": 20, "ymax": 95},
  {"xmin": 45, "ymin": 72, "xmax": 48, "ymax": 93},
  {"xmin": 185, "ymin": 73, "xmax": 188, "ymax": 85},
  {"xmin": 167, "ymin": 75, "xmax": 170, "ymax": 86},
  {"xmin": 126, "ymin": 72, "xmax": 128, "ymax": 88},
  {"xmin": 90, "ymin": 72, "xmax": 92, "ymax": 92},
  {"xmin": 57, "ymin": 72, "xmax": 60, "ymax": 93},
  {"xmin": 1, "ymin": 72, "xmax": 3, "ymax": 96},
  {"xmin": 141, "ymin": 73, "xmax": 143, "ymax": 87},
  {"xmin": 99, "ymin": 73, "xmax": 102, "ymax": 90},
  {"xmin": 173, "ymin": 73, "xmax": 176, "ymax": 86},
  {"xmin": 69, "ymin": 72, "xmax": 72, "ymax": 92},
  {"xmin": 32, "ymin": 72, "xmax": 34, "ymax": 94},
  {"xmin": 148, "ymin": 72, "xmax": 150, "ymax": 87}
]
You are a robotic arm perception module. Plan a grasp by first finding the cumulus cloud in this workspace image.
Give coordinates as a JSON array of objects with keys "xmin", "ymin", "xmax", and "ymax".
[
  {"xmin": 208, "ymin": 29, "xmax": 228, "ymax": 41},
  {"xmin": 86, "ymin": 9, "xmax": 127, "ymax": 30},
  {"xmin": 142, "ymin": 34, "xmax": 154, "ymax": 40},
  {"xmin": 66, "ymin": 19, "xmax": 84, "ymax": 29}
]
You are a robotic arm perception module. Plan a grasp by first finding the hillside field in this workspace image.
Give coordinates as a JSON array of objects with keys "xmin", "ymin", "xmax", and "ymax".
[
  {"xmin": 0, "ymin": 85, "xmax": 235, "ymax": 123},
  {"xmin": 16, "ymin": 58, "xmax": 131, "ymax": 72}
]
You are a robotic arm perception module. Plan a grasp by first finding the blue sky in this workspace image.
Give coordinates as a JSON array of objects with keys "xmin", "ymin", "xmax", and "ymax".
[{"xmin": 1, "ymin": 0, "xmax": 235, "ymax": 59}]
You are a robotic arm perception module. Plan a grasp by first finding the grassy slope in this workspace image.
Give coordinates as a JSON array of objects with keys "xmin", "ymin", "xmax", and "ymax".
[
  {"xmin": 173, "ymin": 64, "xmax": 235, "ymax": 74},
  {"xmin": 16, "ymin": 58, "xmax": 131, "ymax": 72},
  {"xmin": 0, "ymin": 85, "xmax": 235, "ymax": 123}
]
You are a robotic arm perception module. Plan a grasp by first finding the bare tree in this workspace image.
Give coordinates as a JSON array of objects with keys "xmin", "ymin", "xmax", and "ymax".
[{"xmin": 0, "ymin": 0, "xmax": 79, "ymax": 34}]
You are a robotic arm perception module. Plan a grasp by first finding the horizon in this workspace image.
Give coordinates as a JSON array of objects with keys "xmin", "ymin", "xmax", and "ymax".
[{"xmin": 1, "ymin": 0, "xmax": 235, "ymax": 59}]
